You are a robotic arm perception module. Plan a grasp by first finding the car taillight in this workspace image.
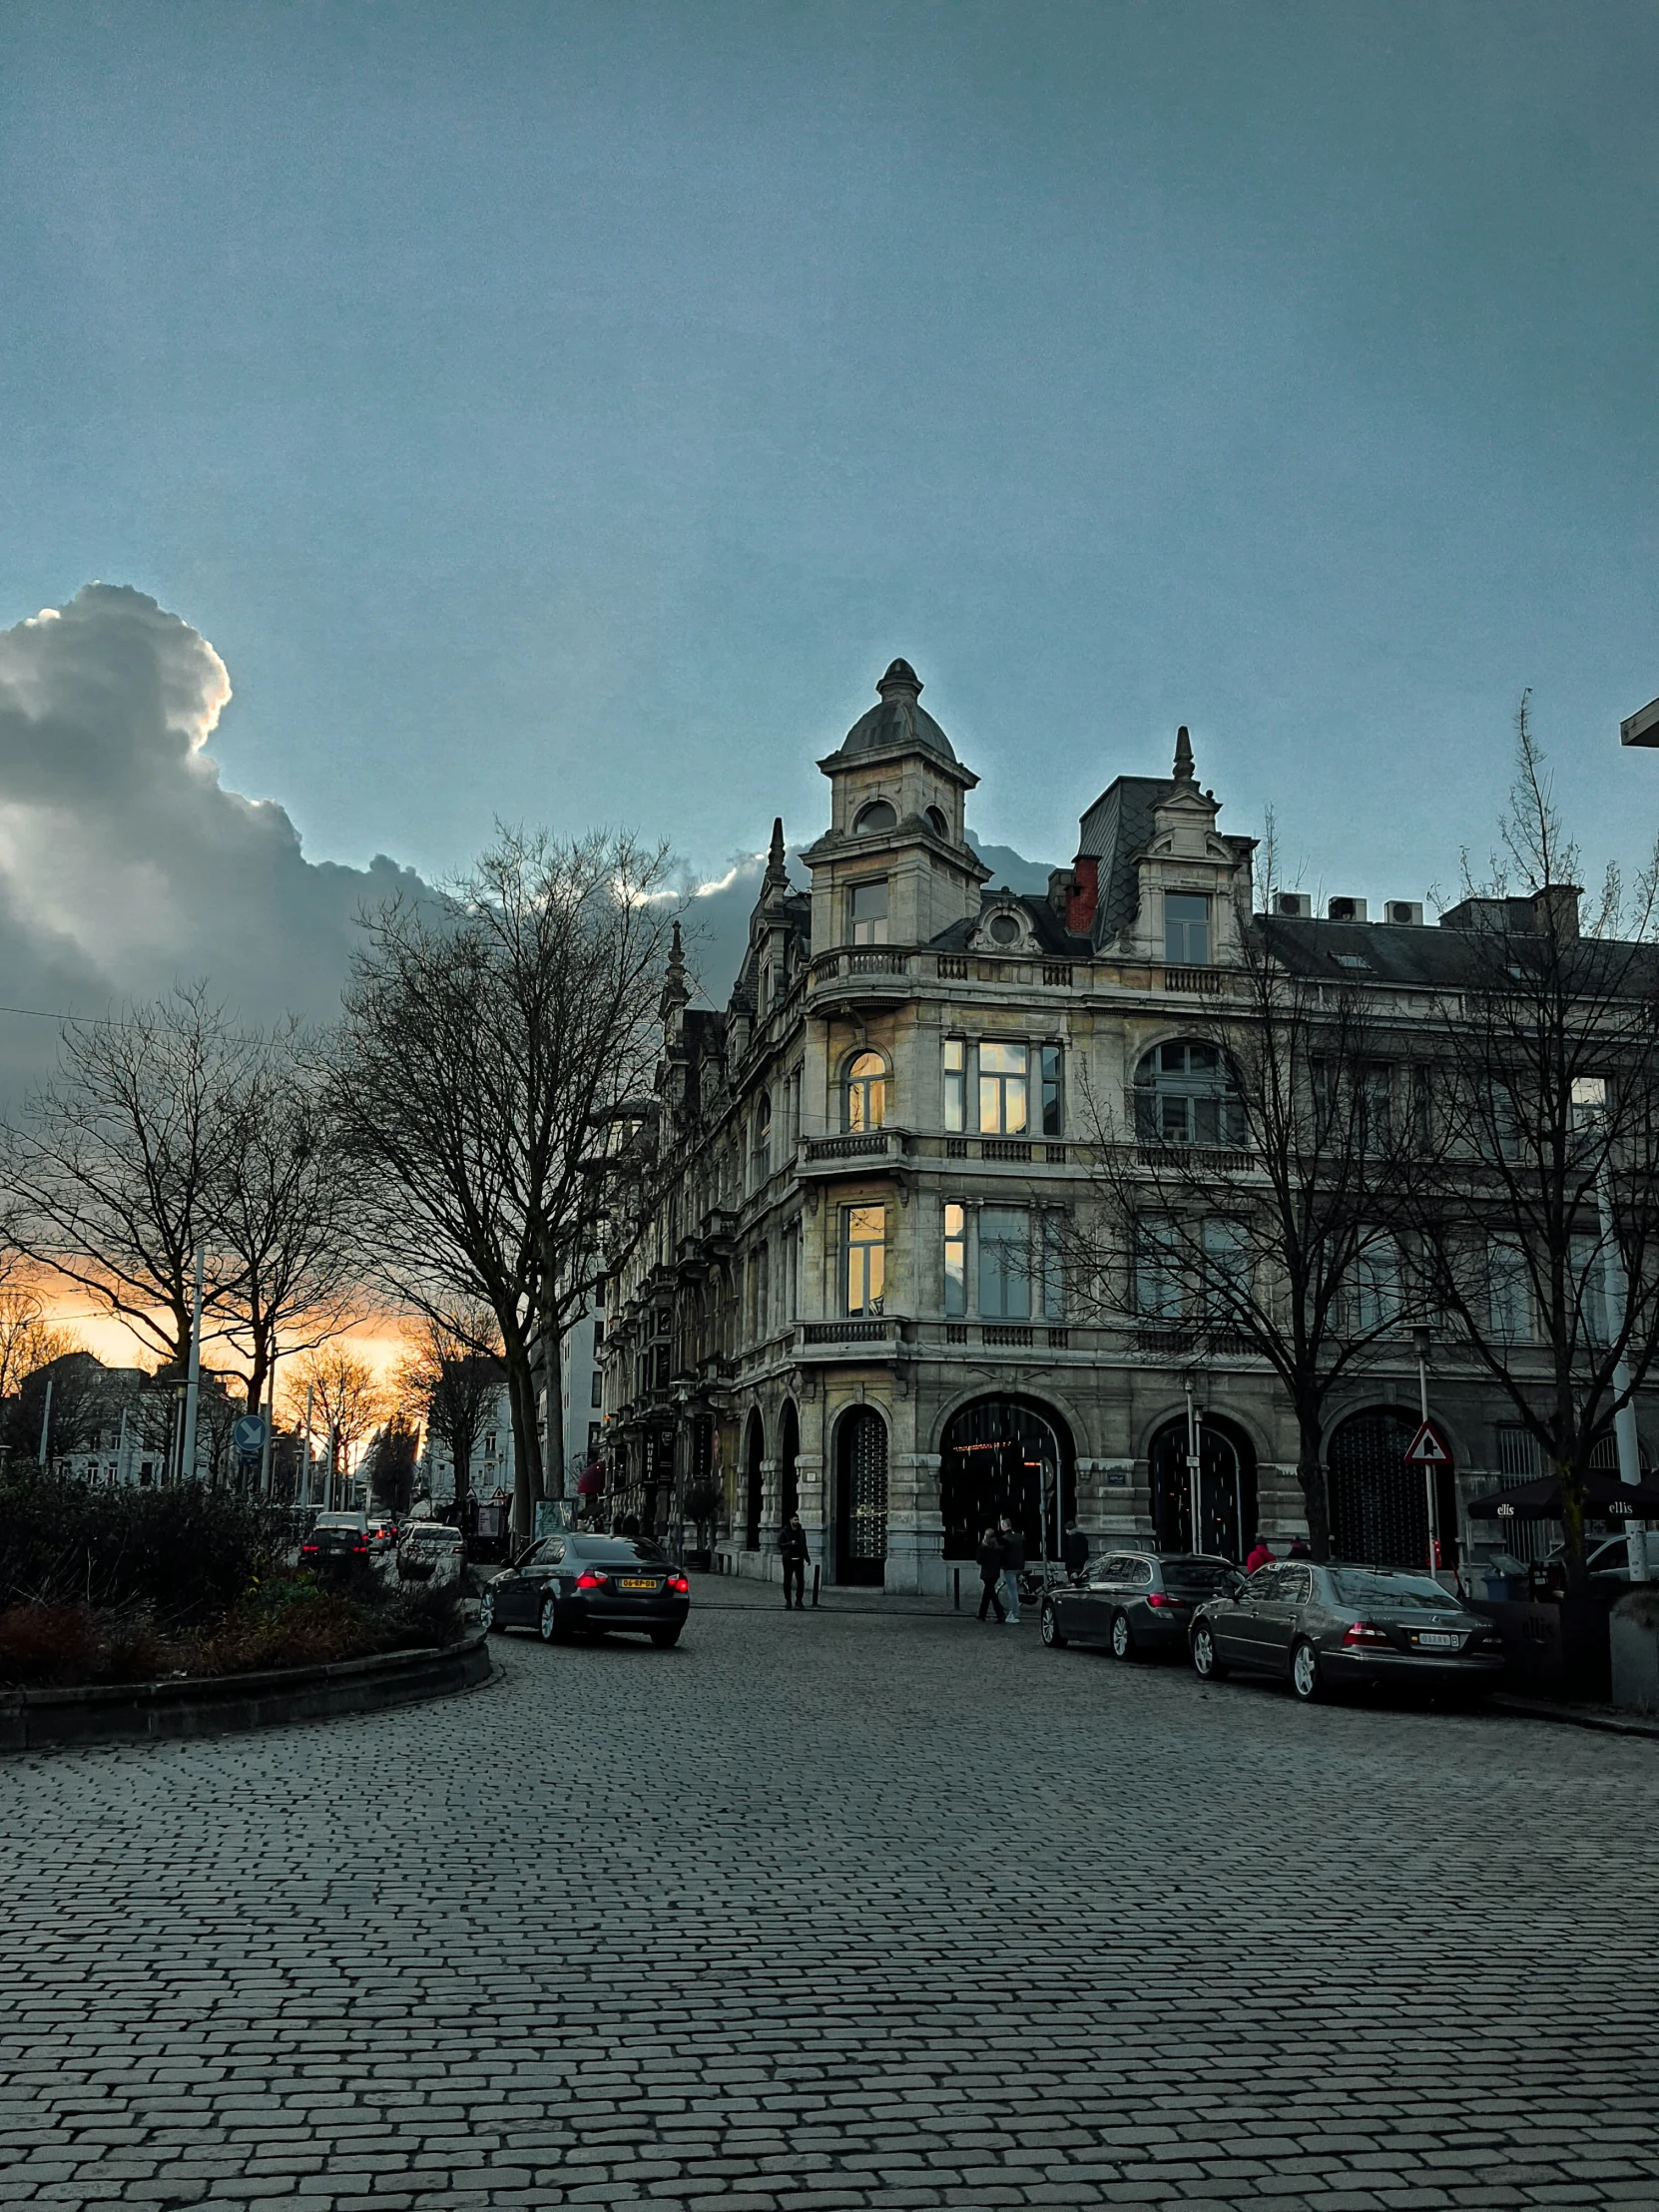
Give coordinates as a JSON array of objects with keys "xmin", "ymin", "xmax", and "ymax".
[
  {"xmin": 668, "ymin": 1574, "xmax": 689, "ymax": 1594},
  {"xmin": 1344, "ymin": 1621, "xmax": 1391, "ymax": 1647},
  {"xmin": 300, "ymin": 1543, "xmax": 317, "ymax": 1556},
  {"xmin": 575, "ymin": 1571, "xmax": 607, "ymax": 1590},
  {"xmin": 1146, "ymin": 1591, "xmax": 1186, "ymax": 1609},
  {"xmin": 351, "ymin": 1541, "xmax": 368, "ymax": 1554}
]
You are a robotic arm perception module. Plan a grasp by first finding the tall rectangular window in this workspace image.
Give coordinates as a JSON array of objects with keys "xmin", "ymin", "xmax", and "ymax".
[
  {"xmin": 943, "ymin": 1202, "xmax": 966, "ymax": 1317},
  {"xmin": 1136, "ymin": 1218, "xmax": 1184, "ymax": 1321},
  {"xmin": 843, "ymin": 1204, "xmax": 886, "ymax": 1316},
  {"xmin": 944, "ymin": 1037, "xmax": 966, "ymax": 1132},
  {"xmin": 1351, "ymin": 1233, "xmax": 1398, "ymax": 1334},
  {"xmin": 978, "ymin": 1205, "xmax": 1031, "ymax": 1319},
  {"xmin": 1041, "ymin": 1211, "xmax": 1065, "ymax": 1320},
  {"xmin": 1164, "ymin": 892, "xmax": 1211, "ymax": 965},
  {"xmin": 1488, "ymin": 1235, "xmax": 1530, "ymax": 1343},
  {"xmin": 1202, "ymin": 1219, "xmax": 1251, "ymax": 1324},
  {"xmin": 1570, "ymin": 1232, "xmax": 1609, "ymax": 1345},
  {"xmin": 850, "ymin": 880, "xmax": 888, "ymax": 945},
  {"xmin": 978, "ymin": 1041, "xmax": 1028, "ymax": 1134},
  {"xmin": 1040, "ymin": 1044, "xmax": 1064, "ymax": 1137}
]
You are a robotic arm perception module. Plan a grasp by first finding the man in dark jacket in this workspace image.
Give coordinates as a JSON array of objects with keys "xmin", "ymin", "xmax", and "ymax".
[
  {"xmin": 780, "ymin": 1513, "xmax": 810, "ymax": 1609},
  {"xmin": 998, "ymin": 1516, "xmax": 1025, "ymax": 1623},
  {"xmin": 1061, "ymin": 1518, "xmax": 1090, "ymax": 1582},
  {"xmin": 976, "ymin": 1526, "xmax": 1007, "ymax": 1623}
]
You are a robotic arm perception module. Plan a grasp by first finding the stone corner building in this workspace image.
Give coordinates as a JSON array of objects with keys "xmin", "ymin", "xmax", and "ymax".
[{"xmin": 597, "ymin": 662, "xmax": 1652, "ymax": 1589}]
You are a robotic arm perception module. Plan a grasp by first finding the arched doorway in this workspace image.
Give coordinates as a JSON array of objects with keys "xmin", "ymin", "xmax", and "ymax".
[
  {"xmin": 779, "ymin": 1400, "xmax": 800, "ymax": 1525},
  {"xmin": 835, "ymin": 1406, "xmax": 888, "ymax": 1585},
  {"xmin": 939, "ymin": 1396, "xmax": 1075, "ymax": 1562},
  {"xmin": 743, "ymin": 1408, "xmax": 764, "ymax": 1552},
  {"xmin": 1149, "ymin": 1414, "xmax": 1258, "ymax": 1560},
  {"xmin": 1328, "ymin": 1406, "xmax": 1451, "ymax": 1569}
]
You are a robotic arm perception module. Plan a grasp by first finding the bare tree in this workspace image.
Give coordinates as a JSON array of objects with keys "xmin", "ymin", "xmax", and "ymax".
[
  {"xmin": 0, "ymin": 1285, "xmax": 81, "ymax": 1404},
  {"xmin": 283, "ymin": 1343, "xmax": 386, "ymax": 1498},
  {"xmin": 2, "ymin": 987, "xmax": 247, "ymax": 1373},
  {"xmin": 1401, "ymin": 703, "xmax": 1659, "ymax": 1572},
  {"xmin": 216, "ymin": 1030, "xmax": 360, "ymax": 1413},
  {"xmin": 1069, "ymin": 896, "xmax": 1432, "ymax": 1559},
  {"xmin": 398, "ymin": 1308, "xmax": 503, "ymax": 1522},
  {"xmin": 332, "ymin": 828, "xmax": 676, "ymax": 1537}
]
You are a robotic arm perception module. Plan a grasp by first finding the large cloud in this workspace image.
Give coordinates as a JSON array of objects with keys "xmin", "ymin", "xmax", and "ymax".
[{"xmin": 0, "ymin": 584, "xmax": 426, "ymax": 1096}]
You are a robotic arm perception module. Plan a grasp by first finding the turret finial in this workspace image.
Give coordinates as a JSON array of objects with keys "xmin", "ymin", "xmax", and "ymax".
[
  {"xmin": 765, "ymin": 817, "xmax": 787, "ymax": 885},
  {"xmin": 1173, "ymin": 725, "xmax": 1195, "ymax": 782}
]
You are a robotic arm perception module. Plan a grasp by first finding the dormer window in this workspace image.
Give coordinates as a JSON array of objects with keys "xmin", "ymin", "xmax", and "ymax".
[
  {"xmin": 1164, "ymin": 892, "xmax": 1211, "ymax": 965},
  {"xmin": 854, "ymin": 799, "xmax": 897, "ymax": 834},
  {"xmin": 850, "ymin": 880, "xmax": 888, "ymax": 945},
  {"xmin": 987, "ymin": 912, "xmax": 1021, "ymax": 945}
]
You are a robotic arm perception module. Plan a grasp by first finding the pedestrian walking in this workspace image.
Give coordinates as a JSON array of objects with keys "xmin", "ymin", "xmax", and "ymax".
[
  {"xmin": 1244, "ymin": 1532, "xmax": 1275, "ymax": 1574},
  {"xmin": 1061, "ymin": 1517, "xmax": 1090, "ymax": 1582},
  {"xmin": 1287, "ymin": 1535, "xmax": 1311, "ymax": 1558},
  {"xmin": 998, "ymin": 1515, "xmax": 1025, "ymax": 1623},
  {"xmin": 780, "ymin": 1512, "xmax": 809, "ymax": 1610},
  {"xmin": 976, "ymin": 1525, "xmax": 1007, "ymax": 1623}
]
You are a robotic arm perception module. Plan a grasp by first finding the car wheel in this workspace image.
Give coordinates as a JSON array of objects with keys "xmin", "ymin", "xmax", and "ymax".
[
  {"xmin": 1291, "ymin": 1638, "xmax": 1323, "ymax": 1702},
  {"xmin": 1110, "ymin": 1609, "xmax": 1137, "ymax": 1662},
  {"xmin": 650, "ymin": 1625, "xmax": 682, "ymax": 1649},
  {"xmin": 539, "ymin": 1595, "xmax": 558, "ymax": 1643},
  {"xmin": 1192, "ymin": 1623, "xmax": 1228, "ymax": 1681},
  {"xmin": 477, "ymin": 1590, "xmax": 496, "ymax": 1633},
  {"xmin": 1040, "ymin": 1600, "xmax": 1067, "ymax": 1649}
]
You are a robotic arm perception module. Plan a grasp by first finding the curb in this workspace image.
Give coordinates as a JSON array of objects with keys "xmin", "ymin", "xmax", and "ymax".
[
  {"xmin": 1488, "ymin": 1690, "xmax": 1659, "ymax": 1744},
  {"xmin": 0, "ymin": 1631, "xmax": 492, "ymax": 1755}
]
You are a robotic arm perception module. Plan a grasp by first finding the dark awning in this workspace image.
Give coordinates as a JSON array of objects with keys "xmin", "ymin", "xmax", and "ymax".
[{"xmin": 1466, "ymin": 1468, "xmax": 1659, "ymax": 1521}]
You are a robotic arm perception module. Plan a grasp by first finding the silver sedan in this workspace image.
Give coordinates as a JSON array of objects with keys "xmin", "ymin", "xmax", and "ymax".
[{"xmin": 1190, "ymin": 1562, "xmax": 1506, "ymax": 1703}]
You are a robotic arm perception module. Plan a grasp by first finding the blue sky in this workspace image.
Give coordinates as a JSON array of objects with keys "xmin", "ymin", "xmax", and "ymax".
[{"xmin": 2, "ymin": 0, "xmax": 1657, "ymax": 965}]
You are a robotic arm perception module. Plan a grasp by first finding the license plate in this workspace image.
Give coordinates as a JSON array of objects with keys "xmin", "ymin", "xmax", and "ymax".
[
  {"xmin": 1416, "ymin": 1631, "xmax": 1459, "ymax": 1650},
  {"xmin": 619, "ymin": 1578, "xmax": 659, "ymax": 1591}
]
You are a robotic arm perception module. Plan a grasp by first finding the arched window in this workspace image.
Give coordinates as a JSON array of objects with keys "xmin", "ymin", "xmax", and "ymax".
[
  {"xmin": 854, "ymin": 799, "xmax": 897, "ymax": 833},
  {"xmin": 1134, "ymin": 1041, "xmax": 1245, "ymax": 1147},
  {"xmin": 844, "ymin": 1051, "xmax": 887, "ymax": 1132},
  {"xmin": 924, "ymin": 805, "xmax": 949, "ymax": 837}
]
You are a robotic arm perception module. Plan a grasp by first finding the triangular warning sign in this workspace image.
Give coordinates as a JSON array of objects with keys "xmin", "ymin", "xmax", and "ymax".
[{"xmin": 1403, "ymin": 1418, "xmax": 1452, "ymax": 1465}]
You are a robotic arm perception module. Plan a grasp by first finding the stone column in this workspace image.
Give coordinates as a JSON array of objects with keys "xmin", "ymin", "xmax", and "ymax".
[
  {"xmin": 758, "ymin": 1456, "xmax": 780, "ymax": 1582},
  {"xmin": 885, "ymin": 1450, "xmax": 944, "ymax": 1595}
]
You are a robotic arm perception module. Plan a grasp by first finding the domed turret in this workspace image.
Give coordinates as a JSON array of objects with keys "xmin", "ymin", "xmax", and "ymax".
[{"xmin": 833, "ymin": 659, "xmax": 957, "ymax": 765}]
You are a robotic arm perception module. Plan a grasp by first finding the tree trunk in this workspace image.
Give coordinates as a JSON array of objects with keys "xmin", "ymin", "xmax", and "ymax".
[
  {"xmin": 542, "ymin": 1326, "xmax": 565, "ymax": 1504},
  {"xmin": 1556, "ymin": 1455, "xmax": 1586, "ymax": 1592},
  {"xmin": 1297, "ymin": 1410, "xmax": 1331, "ymax": 1562},
  {"xmin": 502, "ymin": 1338, "xmax": 543, "ymax": 1543}
]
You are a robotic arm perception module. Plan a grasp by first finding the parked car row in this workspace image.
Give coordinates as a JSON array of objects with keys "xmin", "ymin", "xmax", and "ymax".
[{"xmin": 1041, "ymin": 1549, "xmax": 1507, "ymax": 1703}]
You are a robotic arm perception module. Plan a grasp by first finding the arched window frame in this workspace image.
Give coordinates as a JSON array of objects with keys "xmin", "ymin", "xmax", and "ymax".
[
  {"xmin": 843, "ymin": 1048, "xmax": 890, "ymax": 1134},
  {"xmin": 853, "ymin": 798, "xmax": 898, "ymax": 834},
  {"xmin": 1133, "ymin": 1039, "xmax": 1246, "ymax": 1149}
]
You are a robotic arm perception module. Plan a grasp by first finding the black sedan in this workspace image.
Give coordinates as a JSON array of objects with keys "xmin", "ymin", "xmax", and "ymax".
[
  {"xmin": 484, "ymin": 1534, "xmax": 690, "ymax": 1648},
  {"xmin": 1041, "ymin": 1549, "xmax": 1237, "ymax": 1660},
  {"xmin": 1189, "ymin": 1562, "xmax": 1506, "ymax": 1702}
]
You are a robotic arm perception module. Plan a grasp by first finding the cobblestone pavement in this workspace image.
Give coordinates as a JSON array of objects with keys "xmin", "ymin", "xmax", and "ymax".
[{"xmin": 4, "ymin": 1579, "xmax": 1659, "ymax": 2211}]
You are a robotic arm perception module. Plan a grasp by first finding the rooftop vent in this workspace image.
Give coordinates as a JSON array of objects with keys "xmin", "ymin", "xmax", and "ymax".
[
  {"xmin": 1328, "ymin": 895, "xmax": 1369, "ymax": 924},
  {"xmin": 1274, "ymin": 891, "xmax": 1313, "ymax": 918},
  {"xmin": 1384, "ymin": 899, "xmax": 1423, "ymax": 926}
]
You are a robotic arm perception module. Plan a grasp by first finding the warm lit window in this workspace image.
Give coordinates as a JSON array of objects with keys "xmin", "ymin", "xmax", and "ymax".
[
  {"xmin": 944, "ymin": 1038, "xmax": 966, "ymax": 1132},
  {"xmin": 943, "ymin": 1202, "xmax": 966, "ymax": 1317},
  {"xmin": 850, "ymin": 880, "xmax": 888, "ymax": 945},
  {"xmin": 978, "ymin": 1041, "xmax": 1028, "ymax": 1134},
  {"xmin": 978, "ymin": 1206, "xmax": 1031, "ymax": 1320},
  {"xmin": 843, "ymin": 1205, "xmax": 886, "ymax": 1316},
  {"xmin": 1164, "ymin": 892, "xmax": 1211, "ymax": 965},
  {"xmin": 845, "ymin": 1052, "xmax": 887, "ymax": 1132}
]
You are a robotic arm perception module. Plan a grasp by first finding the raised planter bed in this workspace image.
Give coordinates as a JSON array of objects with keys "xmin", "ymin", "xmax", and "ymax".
[{"xmin": 0, "ymin": 1630, "xmax": 491, "ymax": 1755}]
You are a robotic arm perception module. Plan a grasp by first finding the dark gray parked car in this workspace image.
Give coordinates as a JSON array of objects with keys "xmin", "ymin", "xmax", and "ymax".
[
  {"xmin": 1041, "ymin": 1549, "xmax": 1237, "ymax": 1660},
  {"xmin": 1190, "ymin": 1562, "xmax": 1506, "ymax": 1702},
  {"xmin": 486, "ymin": 1534, "xmax": 691, "ymax": 1648}
]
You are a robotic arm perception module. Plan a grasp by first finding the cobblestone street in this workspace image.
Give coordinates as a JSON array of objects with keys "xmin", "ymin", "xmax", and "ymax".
[{"xmin": 3, "ymin": 1579, "xmax": 1658, "ymax": 2210}]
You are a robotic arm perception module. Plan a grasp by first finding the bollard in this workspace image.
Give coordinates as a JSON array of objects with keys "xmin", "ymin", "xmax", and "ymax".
[
  {"xmin": 953, "ymin": 1568, "xmax": 960, "ymax": 1612},
  {"xmin": 812, "ymin": 1562, "xmax": 822, "ymax": 1607}
]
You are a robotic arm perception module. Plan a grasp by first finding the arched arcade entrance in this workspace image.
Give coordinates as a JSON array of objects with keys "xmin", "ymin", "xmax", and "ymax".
[
  {"xmin": 834, "ymin": 1406, "xmax": 888, "ymax": 1585},
  {"xmin": 1328, "ymin": 1406, "xmax": 1454, "ymax": 1569},
  {"xmin": 1149, "ymin": 1414, "xmax": 1258, "ymax": 1561},
  {"xmin": 939, "ymin": 1396, "xmax": 1076, "ymax": 1562}
]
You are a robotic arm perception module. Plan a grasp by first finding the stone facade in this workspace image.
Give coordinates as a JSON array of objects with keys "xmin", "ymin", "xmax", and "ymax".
[{"xmin": 598, "ymin": 662, "xmax": 1655, "ymax": 1590}]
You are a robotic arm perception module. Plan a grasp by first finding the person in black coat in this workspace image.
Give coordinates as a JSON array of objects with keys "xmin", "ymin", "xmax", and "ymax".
[
  {"xmin": 1062, "ymin": 1518, "xmax": 1090, "ymax": 1582},
  {"xmin": 780, "ymin": 1513, "xmax": 810, "ymax": 1609},
  {"xmin": 997, "ymin": 1516, "xmax": 1025, "ymax": 1623},
  {"xmin": 976, "ymin": 1525, "xmax": 1007, "ymax": 1623}
]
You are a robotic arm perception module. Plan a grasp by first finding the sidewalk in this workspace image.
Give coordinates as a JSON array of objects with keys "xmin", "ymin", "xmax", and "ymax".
[{"xmin": 690, "ymin": 1565, "xmax": 1003, "ymax": 1619}]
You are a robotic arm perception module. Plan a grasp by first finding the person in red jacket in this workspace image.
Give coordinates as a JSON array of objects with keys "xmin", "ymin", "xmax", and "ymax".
[{"xmin": 1244, "ymin": 1534, "xmax": 1275, "ymax": 1574}]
